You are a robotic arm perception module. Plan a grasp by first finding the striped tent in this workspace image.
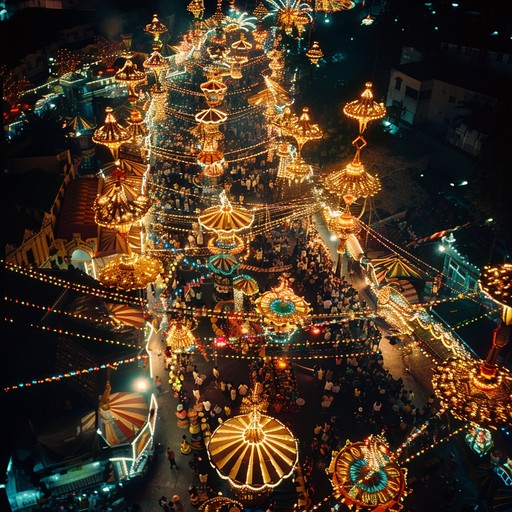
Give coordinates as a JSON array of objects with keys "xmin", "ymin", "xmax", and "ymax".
[
  {"xmin": 372, "ymin": 255, "xmax": 424, "ymax": 284},
  {"xmin": 98, "ymin": 392, "xmax": 148, "ymax": 446},
  {"xmin": 387, "ymin": 278, "xmax": 420, "ymax": 304}
]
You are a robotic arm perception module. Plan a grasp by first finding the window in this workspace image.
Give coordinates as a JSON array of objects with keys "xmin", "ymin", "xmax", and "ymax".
[
  {"xmin": 394, "ymin": 76, "xmax": 403, "ymax": 91},
  {"xmin": 405, "ymin": 86, "xmax": 418, "ymax": 99}
]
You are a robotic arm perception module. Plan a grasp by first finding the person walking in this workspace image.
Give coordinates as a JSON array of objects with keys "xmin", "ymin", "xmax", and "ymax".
[{"xmin": 166, "ymin": 447, "xmax": 179, "ymax": 469}]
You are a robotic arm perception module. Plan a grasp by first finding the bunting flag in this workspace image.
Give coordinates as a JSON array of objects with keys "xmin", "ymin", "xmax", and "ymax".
[{"xmin": 405, "ymin": 222, "xmax": 471, "ymax": 247}]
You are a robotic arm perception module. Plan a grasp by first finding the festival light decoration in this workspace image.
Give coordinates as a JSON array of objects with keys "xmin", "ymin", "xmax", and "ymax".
[
  {"xmin": 254, "ymin": 275, "xmax": 311, "ymax": 336},
  {"xmin": 92, "ymin": 107, "xmax": 132, "ymax": 160},
  {"xmin": 166, "ymin": 319, "xmax": 197, "ymax": 352},
  {"xmin": 98, "ymin": 254, "xmax": 164, "ymax": 291},
  {"xmin": 314, "ymin": 0, "xmax": 354, "ymax": 13},
  {"xmin": 120, "ymin": 33, "xmax": 133, "ymax": 57},
  {"xmin": 247, "ymin": 75, "xmax": 290, "ymax": 119},
  {"xmin": 187, "ymin": 0, "xmax": 205, "ymax": 19},
  {"xmin": 325, "ymin": 203, "xmax": 362, "ymax": 253},
  {"xmin": 431, "ymin": 263, "xmax": 512, "ymax": 427},
  {"xmin": 93, "ymin": 166, "xmax": 151, "ymax": 232},
  {"xmin": 149, "ymin": 84, "xmax": 168, "ymax": 122},
  {"xmin": 465, "ymin": 425, "xmax": 494, "ymax": 456},
  {"xmin": 200, "ymin": 78, "xmax": 228, "ymax": 107},
  {"xmin": 207, "ymin": 392, "xmax": 299, "ymax": 499},
  {"xmin": 253, "ymin": 0, "xmax": 269, "ymax": 21},
  {"xmin": 143, "ymin": 44, "xmax": 169, "ymax": 86},
  {"xmin": 126, "ymin": 110, "xmax": 147, "ymax": 145},
  {"xmin": 115, "ymin": 57, "xmax": 146, "ymax": 102},
  {"xmin": 231, "ymin": 33, "xmax": 253, "ymax": 62},
  {"xmin": 252, "ymin": 23, "xmax": 269, "ymax": 50},
  {"xmin": 305, "ymin": 41, "xmax": 324, "ymax": 64},
  {"xmin": 343, "ymin": 82, "xmax": 386, "ymax": 134},
  {"xmin": 198, "ymin": 191, "xmax": 254, "ymax": 254},
  {"xmin": 290, "ymin": 106, "xmax": 323, "ymax": 155},
  {"xmin": 222, "ymin": 11, "xmax": 258, "ymax": 32},
  {"xmin": 324, "ymin": 141, "xmax": 381, "ymax": 203},
  {"xmin": 198, "ymin": 496, "xmax": 244, "ymax": 512},
  {"xmin": 211, "ymin": 0, "xmax": 226, "ymax": 26},
  {"xmin": 264, "ymin": 0, "xmax": 313, "ymax": 36},
  {"xmin": 145, "ymin": 13, "xmax": 168, "ymax": 42},
  {"xmin": 362, "ymin": 14, "xmax": 375, "ymax": 25},
  {"xmin": 283, "ymin": 157, "xmax": 313, "ymax": 183},
  {"xmin": 328, "ymin": 435, "xmax": 407, "ymax": 511}
]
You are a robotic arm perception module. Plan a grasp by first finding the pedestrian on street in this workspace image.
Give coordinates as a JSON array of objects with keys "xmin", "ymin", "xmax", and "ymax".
[
  {"xmin": 154, "ymin": 375, "xmax": 163, "ymax": 396},
  {"xmin": 166, "ymin": 447, "xmax": 179, "ymax": 469}
]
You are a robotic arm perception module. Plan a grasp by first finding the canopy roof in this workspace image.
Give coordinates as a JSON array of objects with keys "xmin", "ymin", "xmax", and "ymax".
[
  {"xmin": 207, "ymin": 410, "xmax": 298, "ymax": 490},
  {"xmin": 371, "ymin": 254, "xmax": 424, "ymax": 283},
  {"xmin": 198, "ymin": 191, "xmax": 254, "ymax": 233},
  {"xmin": 233, "ymin": 274, "xmax": 259, "ymax": 295}
]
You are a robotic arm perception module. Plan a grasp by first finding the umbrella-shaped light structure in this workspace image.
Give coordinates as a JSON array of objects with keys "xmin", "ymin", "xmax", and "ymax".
[
  {"xmin": 143, "ymin": 44, "xmax": 169, "ymax": 86},
  {"xmin": 371, "ymin": 254, "xmax": 424, "ymax": 284},
  {"xmin": 145, "ymin": 13, "xmax": 168, "ymax": 42},
  {"xmin": 166, "ymin": 319, "xmax": 197, "ymax": 352},
  {"xmin": 325, "ymin": 204, "xmax": 362, "ymax": 254},
  {"xmin": 98, "ymin": 253, "xmax": 164, "ymax": 291},
  {"xmin": 199, "ymin": 191, "xmax": 254, "ymax": 254},
  {"xmin": 200, "ymin": 78, "xmax": 228, "ymax": 107},
  {"xmin": 93, "ymin": 166, "xmax": 152, "ymax": 233},
  {"xmin": 207, "ymin": 405, "xmax": 298, "ymax": 495},
  {"xmin": 115, "ymin": 57, "xmax": 146, "ymax": 102},
  {"xmin": 328, "ymin": 434, "xmax": 407, "ymax": 511},
  {"xmin": 208, "ymin": 253, "xmax": 241, "ymax": 276},
  {"xmin": 343, "ymin": 82, "xmax": 386, "ymax": 134},
  {"xmin": 290, "ymin": 106, "xmax": 323, "ymax": 155},
  {"xmin": 254, "ymin": 276, "xmax": 311, "ymax": 334},
  {"xmin": 233, "ymin": 274, "xmax": 259, "ymax": 296},
  {"xmin": 92, "ymin": 106, "xmax": 132, "ymax": 160},
  {"xmin": 324, "ymin": 146, "xmax": 381, "ymax": 203},
  {"xmin": 306, "ymin": 41, "xmax": 324, "ymax": 64},
  {"xmin": 98, "ymin": 379, "xmax": 148, "ymax": 446},
  {"xmin": 432, "ymin": 263, "xmax": 512, "ymax": 428},
  {"xmin": 195, "ymin": 107, "xmax": 228, "ymax": 135},
  {"xmin": 248, "ymin": 76, "xmax": 290, "ymax": 120}
]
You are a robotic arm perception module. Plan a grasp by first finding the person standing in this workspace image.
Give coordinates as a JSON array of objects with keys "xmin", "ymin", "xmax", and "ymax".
[{"xmin": 166, "ymin": 447, "xmax": 179, "ymax": 469}]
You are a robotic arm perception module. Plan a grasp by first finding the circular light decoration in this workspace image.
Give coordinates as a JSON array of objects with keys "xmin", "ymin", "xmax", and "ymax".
[
  {"xmin": 145, "ymin": 13, "xmax": 168, "ymax": 41},
  {"xmin": 306, "ymin": 41, "xmax": 324, "ymax": 64},
  {"xmin": 92, "ymin": 107, "xmax": 132, "ymax": 159},
  {"xmin": 329, "ymin": 435, "xmax": 407, "ymax": 511},
  {"xmin": 254, "ymin": 276, "xmax": 311, "ymax": 334},
  {"xmin": 199, "ymin": 191, "xmax": 254, "ymax": 254},
  {"xmin": 198, "ymin": 496, "xmax": 244, "ymax": 512},
  {"xmin": 195, "ymin": 107, "xmax": 228, "ymax": 135},
  {"xmin": 343, "ymin": 82, "xmax": 386, "ymax": 134},
  {"xmin": 432, "ymin": 263, "xmax": 512, "ymax": 428},
  {"xmin": 98, "ymin": 254, "xmax": 163, "ymax": 291},
  {"xmin": 143, "ymin": 45, "xmax": 169, "ymax": 74},
  {"xmin": 324, "ymin": 147, "xmax": 381, "ymax": 201},
  {"xmin": 166, "ymin": 319, "xmax": 197, "ymax": 352},
  {"xmin": 93, "ymin": 167, "xmax": 152, "ymax": 232},
  {"xmin": 207, "ymin": 407, "xmax": 299, "ymax": 493},
  {"xmin": 115, "ymin": 58, "xmax": 146, "ymax": 102}
]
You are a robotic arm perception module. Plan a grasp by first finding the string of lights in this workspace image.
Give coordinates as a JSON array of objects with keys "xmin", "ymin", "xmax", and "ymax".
[
  {"xmin": 4, "ymin": 316, "xmax": 141, "ymax": 349},
  {"xmin": 3, "ymin": 261, "xmax": 143, "ymax": 307},
  {"xmin": 3, "ymin": 354, "xmax": 148, "ymax": 393}
]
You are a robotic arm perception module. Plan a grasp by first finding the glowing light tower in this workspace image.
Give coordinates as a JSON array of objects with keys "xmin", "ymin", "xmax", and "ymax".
[
  {"xmin": 306, "ymin": 41, "xmax": 324, "ymax": 65},
  {"xmin": 283, "ymin": 106, "xmax": 322, "ymax": 184},
  {"xmin": 93, "ymin": 166, "xmax": 162, "ymax": 291},
  {"xmin": 114, "ymin": 57, "xmax": 146, "ymax": 103},
  {"xmin": 143, "ymin": 44, "xmax": 169, "ymax": 88},
  {"xmin": 432, "ymin": 263, "xmax": 512, "ymax": 428},
  {"xmin": 328, "ymin": 435, "xmax": 407, "ymax": 511},
  {"xmin": 92, "ymin": 106, "xmax": 131, "ymax": 161},
  {"xmin": 207, "ymin": 394, "xmax": 299, "ymax": 504},
  {"xmin": 125, "ymin": 109, "xmax": 148, "ymax": 147},
  {"xmin": 343, "ymin": 82, "xmax": 386, "ymax": 136},
  {"xmin": 198, "ymin": 191, "xmax": 254, "ymax": 255},
  {"xmin": 254, "ymin": 275, "xmax": 311, "ymax": 343},
  {"xmin": 144, "ymin": 13, "xmax": 168, "ymax": 43},
  {"xmin": 166, "ymin": 319, "xmax": 197, "ymax": 353},
  {"xmin": 323, "ymin": 138, "xmax": 381, "ymax": 207}
]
